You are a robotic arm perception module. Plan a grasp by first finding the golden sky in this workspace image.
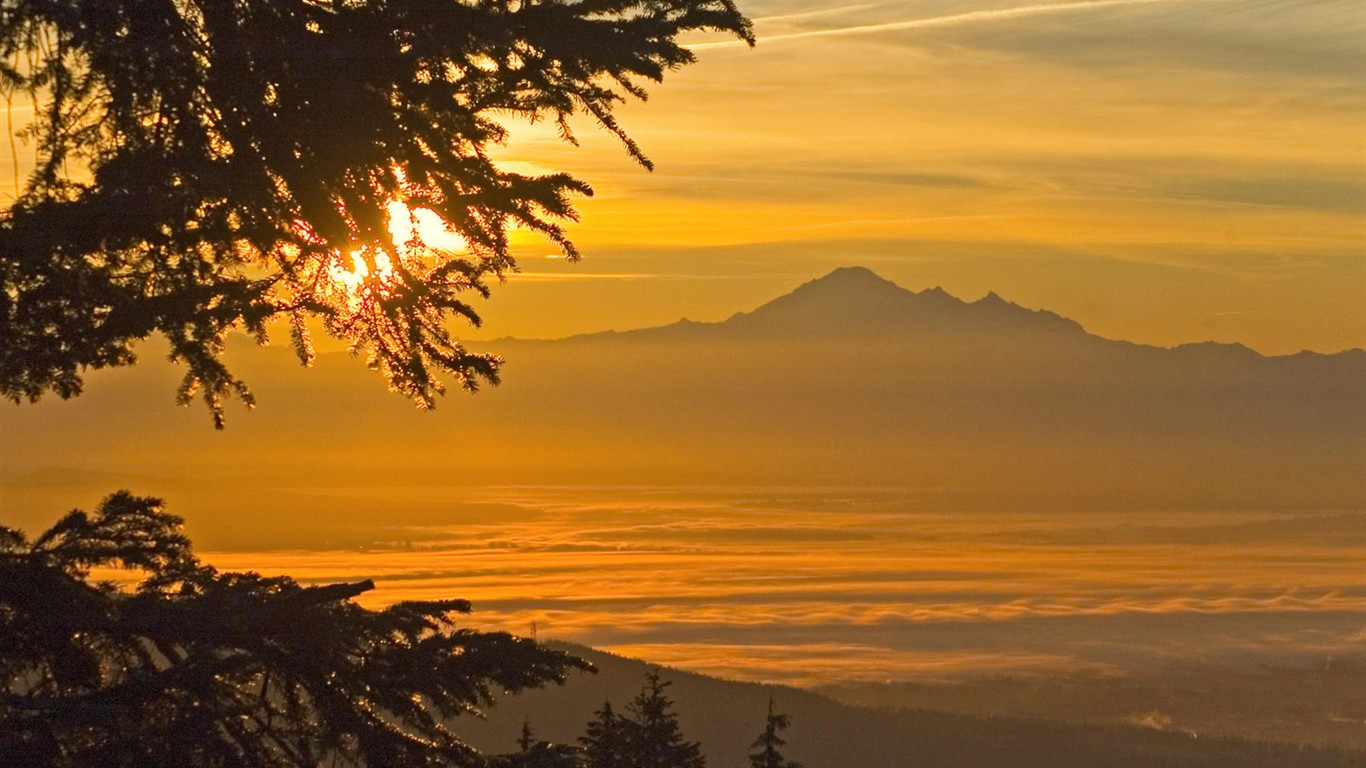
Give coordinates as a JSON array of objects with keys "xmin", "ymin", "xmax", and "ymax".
[
  {"xmin": 2, "ymin": 1, "xmax": 1359, "ymax": 353},
  {"xmin": 466, "ymin": 0, "xmax": 1366, "ymax": 354}
]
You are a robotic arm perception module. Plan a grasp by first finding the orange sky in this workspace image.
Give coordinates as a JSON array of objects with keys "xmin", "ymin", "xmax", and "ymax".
[
  {"xmin": 2, "ymin": 1, "xmax": 1361, "ymax": 353},
  {"xmin": 460, "ymin": 0, "xmax": 1365, "ymax": 354}
]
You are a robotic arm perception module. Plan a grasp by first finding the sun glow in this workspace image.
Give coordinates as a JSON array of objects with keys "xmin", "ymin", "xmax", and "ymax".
[
  {"xmin": 386, "ymin": 200, "xmax": 468, "ymax": 254},
  {"xmin": 329, "ymin": 250, "xmax": 394, "ymax": 292},
  {"xmin": 324, "ymin": 200, "xmax": 468, "ymax": 293}
]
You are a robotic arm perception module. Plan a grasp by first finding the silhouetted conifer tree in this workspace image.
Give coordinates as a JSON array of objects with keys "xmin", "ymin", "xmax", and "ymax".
[
  {"xmin": 520, "ymin": 718, "xmax": 538, "ymax": 753},
  {"xmin": 492, "ymin": 717, "xmax": 580, "ymax": 768},
  {"xmin": 626, "ymin": 668, "xmax": 706, "ymax": 768},
  {"xmin": 748, "ymin": 698, "xmax": 801, "ymax": 768},
  {"xmin": 0, "ymin": 492, "xmax": 589, "ymax": 767},
  {"xmin": 489, "ymin": 743, "xmax": 583, "ymax": 768},
  {"xmin": 580, "ymin": 699, "xmax": 633, "ymax": 768},
  {"xmin": 0, "ymin": 0, "xmax": 753, "ymax": 425}
]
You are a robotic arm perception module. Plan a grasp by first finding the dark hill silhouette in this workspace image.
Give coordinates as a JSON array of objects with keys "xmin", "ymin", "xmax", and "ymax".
[{"xmin": 457, "ymin": 643, "xmax": 1365, "ymax": 768}]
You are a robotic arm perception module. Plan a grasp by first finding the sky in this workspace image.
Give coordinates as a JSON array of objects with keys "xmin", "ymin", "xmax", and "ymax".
[
  {"xmin": 2, "ymin": 1, "xmax": 1360, "ymax": 353},
  {"xmin": 457, "ymin": 0, "xmax": 1366, "ymax": 354}
]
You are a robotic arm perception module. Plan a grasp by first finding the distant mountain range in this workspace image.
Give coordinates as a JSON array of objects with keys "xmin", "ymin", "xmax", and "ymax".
[
  {"xmin": 584, "ymin": 265, "xmax": 1091, "ymax": 339},
  {"xmin": 468, "ymin": 266, "xmax": 1364, "ymax": 508},
  {"xmin": 3, "ymin": 268, "xmax": 1363, "ymax": 764},
  {"xmin": 3, "ymin": 266, "xmax": 1362, "ymax": 526}
]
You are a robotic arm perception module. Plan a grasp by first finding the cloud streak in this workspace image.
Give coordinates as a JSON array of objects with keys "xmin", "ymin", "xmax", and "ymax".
[
  {"xmin": 690, "ymin": 0, "xmax": 1208, "ymax": 49},
  {"xmin": 504, "ymin": 272, "xmax": 746, "ymax": 283},
  {"xmin": 750, "ymin": 3, "xmax": 882, "ymax": 25}
]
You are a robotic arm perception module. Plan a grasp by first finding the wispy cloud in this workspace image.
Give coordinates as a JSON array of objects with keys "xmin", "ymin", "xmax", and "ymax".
[
  {"xmin": 691, "ymin": 0, "xmax": 1206, "ymax": 49},
  {"xmin": 504, "ymin": 272, "xmax": 745, "ymax": 282},
  {"xmin": 751, "ymin": 3, "xmax": 882, "ymax": 25},
  {"xmin": 595, "ymin": 643, "xmax": 1103, "ymax": 686}
]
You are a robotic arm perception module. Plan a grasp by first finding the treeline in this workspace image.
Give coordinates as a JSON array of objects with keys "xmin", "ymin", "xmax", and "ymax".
[{"xmin": 490, "ymin": 670, "xmax": 799, "ymax": 768}]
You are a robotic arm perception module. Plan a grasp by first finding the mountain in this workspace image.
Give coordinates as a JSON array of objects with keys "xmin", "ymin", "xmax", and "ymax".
[
  {"xmin": 610, "ymin": 265, "xmax": 1087, "ymax": 339},
  {"xmin": 454, "ymin": 643, "xmax": 1365, "ymax": 768},
  {"xmin": 524, "ymin": 266, "xmax": 1360, "ymax": 391},
  {"xmin": 2, "ymin": 266, "xmax": 1362, "ymax": 537},
  {"xmin": 472, "ymin": 267, "xmax": 1364, "ymax": 508}
]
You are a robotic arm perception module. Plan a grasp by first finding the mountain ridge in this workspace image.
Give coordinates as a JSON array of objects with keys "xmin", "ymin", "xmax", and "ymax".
[
  {"xmin": 3, "ymin": 265, "xmax": 1361, "ymax": 510},
  {"xmin": 497, "ymin": 267, "xmax": 1361, "ymax": 362}
]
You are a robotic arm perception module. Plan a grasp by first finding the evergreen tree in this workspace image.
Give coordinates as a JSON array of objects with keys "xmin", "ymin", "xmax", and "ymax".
[
  {"xmin": 488, "ymin": 742, "xmax": 582, "ymax": 768},
  {"xmin": 0, "ymin": 492, "xmax": 589, "ymax": 767},
  {"xmin": 0, "ymin": 0, "xmax": 753, "ymax": 425},
  {"xmin": 626, "ymin": 668, "xmax": 706, "ymax": 768},
  {"xmin": 748, "ymin": 698, "xmax": 801, "ymax": 768},
  {"xmin": 580, "ymin": 699, "xmax": 633, "ymax": 768},
  {"xmin": 491, "ymin": 717, "xmax": 580, "ymax": 768},
  {"xmin": 519, "ymin": 717, "xmax": 538, "ymax": 753}
]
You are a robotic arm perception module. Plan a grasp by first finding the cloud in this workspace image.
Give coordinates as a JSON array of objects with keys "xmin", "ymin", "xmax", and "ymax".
[
  {"xmin": 690, "ymin": 0, "xmax": 1203, "ymax": 49},
  {"xmin": 945, "ymin": 0, "xmax": 1366, "ymax": 83},
  {"xmin": 690, "ymin": 0, "xmax": 1366, "ymax": 97},
  {"xmin": 594, "ymin": 643, "xmax": 1107, "ymax": 686},
  {"xmin": 751, "ymin": 3, "xmax": 883, "ymax": 25},
  {"xmin": 56, "ymin": 479, "xmax": 1366, "ymax": 686},
  {"xmin": 1161, "ymin": 175, "xmax": 1366, "ymax": 215},
  {"xmin": 503, "ymin": 272, "xmax": 745, "ymax": 283},
  {"xmin": 842, "ymin": 170, "xmax": 995, "ymax": 189},
  {"xmin": 977, "ymin": 154, "xmax": 1366, "ymax": 215},
  {"xmin": 600, "ymin": 166, "xmax": 997, "ymax": 206}
]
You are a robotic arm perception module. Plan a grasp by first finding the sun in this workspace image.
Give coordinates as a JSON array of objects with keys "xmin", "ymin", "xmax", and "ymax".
[
  {"xmin": 325, "ymin": 200, "xmax": 468, "ymax": 294},
  {"xmin": 386, "ymin": 200, "xmax": 468, "ymax": 254}
]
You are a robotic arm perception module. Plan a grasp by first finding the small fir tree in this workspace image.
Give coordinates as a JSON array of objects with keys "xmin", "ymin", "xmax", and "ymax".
[
  {"xmin": 626, "ymin": 668, "xmax": 705, "ymax": 768},
  {"xmin": 519, "ymin": 718, "xmax": 537, "ymax": 753},
  {"xmin": 580, "ymin": 699, "xmax": 633, "ymax": 768},
  {"xmin": 490, "ymin": 742, "xmax": 581, "ymax": 768},
  {"xmin": 748, "ymin": 698, "xmax": 802, "ymax": 768},
  {"xmin": 490, "ymin": 717, "xmax": 580, "ymax": 768}
]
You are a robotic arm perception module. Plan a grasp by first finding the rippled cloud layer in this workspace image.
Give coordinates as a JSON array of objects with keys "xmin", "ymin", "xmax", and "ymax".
[{"xmin": 196, "ymin": 487, "xmax": 1366, "ymax": 686}]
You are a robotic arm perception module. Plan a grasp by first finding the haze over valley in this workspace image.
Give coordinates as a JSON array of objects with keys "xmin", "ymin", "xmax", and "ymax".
[
  {"xmin": 6, "ymin": 266, "xmax": 1361, "ymax": 506},
  {"xmin": 4, "ymin": 268, "xmax": 1362, "ymax": 755}
]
